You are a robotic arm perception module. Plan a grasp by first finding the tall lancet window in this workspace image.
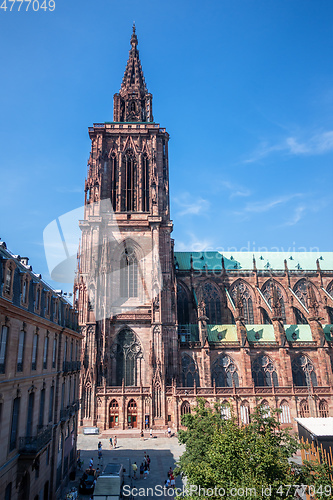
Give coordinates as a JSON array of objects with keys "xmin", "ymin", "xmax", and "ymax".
[
  {"xmin": 142, "ymin": 154, "xmax": 149, "ymax": 212},
  {"xmin": 120, "ymin": 248, "xmax": 138, "ymax": 298},
  {"xmin": 122, "ymin": 149, "xmax": 136, "ymax": 211},
  {"xmin": 111, "ymin": 154, "xmax": 117, "ymax": 212},
  {"xmin": 115, "ymin": 329, "xmax": 142, "ymax": 386}
]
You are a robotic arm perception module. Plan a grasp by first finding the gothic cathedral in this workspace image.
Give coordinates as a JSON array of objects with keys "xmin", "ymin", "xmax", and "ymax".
[{"xmin": 76, "ymin": 26, "xmax": 333, "ymax": 431}]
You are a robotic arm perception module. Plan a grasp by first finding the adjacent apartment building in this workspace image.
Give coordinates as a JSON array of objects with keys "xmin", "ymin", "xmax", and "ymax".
[{"xmin": 0, "ymin": 241, "xmax": 82, "ymax": 500}]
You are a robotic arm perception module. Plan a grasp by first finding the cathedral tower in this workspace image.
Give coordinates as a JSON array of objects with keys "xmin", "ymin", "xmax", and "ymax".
[{"xmin": 76, "ymin": 26, "xmax": 177, "ymax": 430}]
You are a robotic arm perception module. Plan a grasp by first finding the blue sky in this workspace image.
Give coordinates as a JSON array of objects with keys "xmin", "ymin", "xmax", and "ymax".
[{"xmin": 0, "ymin": 0, "xmax": 332, "ymax": 294}]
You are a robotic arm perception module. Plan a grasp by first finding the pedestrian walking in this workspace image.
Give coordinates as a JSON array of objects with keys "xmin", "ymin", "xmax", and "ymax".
[
  {"xmin": 170, "ymin": 473, "xmax": 175, "ymax": 487},
  {"xmin": 140, "ymin": 429, "xmax": 144, "ymax": 440},
  {"xmin": 113, "ymin": 435, "xmax": 117, "ymax": 448},
  {"xmin": 149, "ymin": 428, "xmax": 153, "ymax": 439},
  {"xmin": 144, "ymin": 461, "xmax": 149, "ymax": 479},
  {"xmin": 132, "ymin": 461, "xmax": 138, "ymax": 479},
  {"xmin": 147, "ymin": 455, "xmax": 150, "ymax": 471},
  {"xmin": 168, "ymin": 467, "xmax": 173, "ymax": 478},
  {"xmin": 139, "ymin": 463, "xmax": 144, "ymax": 479},
  {"xmin": 89, "ymin": 457, "xmax": 94, "ymax": 469},
  {"xmin": 109, "ymin": 436, "xmax": 113, "ymax": 448},
  {"xmin": 167, "ymin": 426, "xmax": 171, "ymax": 438}
]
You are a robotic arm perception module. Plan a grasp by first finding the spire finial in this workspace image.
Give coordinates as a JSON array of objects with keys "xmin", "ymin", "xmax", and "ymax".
[{"xmin": 130, "ymin": 23, "xmax": 138, "ymax": 49}]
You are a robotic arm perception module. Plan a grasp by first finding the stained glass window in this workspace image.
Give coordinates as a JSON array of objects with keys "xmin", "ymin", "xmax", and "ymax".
[
  {"xmin": 252, "ymin": 355, "xmax": 278, "ymax": 387},
  {"xmin": 299, "ymin": 399, "xmax": 309, "ymax": 417},
  {"xmin": 292, "ymin": 355, "xmax": 317, "ymax": 387},
  {"xmin": 319, "ymin": 400, "xmax": 328, "ymax": 418},
  {"xmin": 115, "ymin": 330, "xmax": 142, "ymax": 386},
  {"xmin": 142, "ymin": 154, "xmax": 149, "ymax": 212},
  {"xmin": 240, "ymin": 401, "xmax": 250, "ymax": 424},
  {"xmin": 121, "ymin": 149, "xmax": 137, "ymax": 211},
  {"xmin": 211, "ymin": 355, "xmax": 239, "ymax": 387},
  {"xmin": 261, "ymin": 280, "xmax": 286, "ymax": 323},
  {"xmin": 181, "ymin": 401, "xmax": 191, "ymax": 416},
  {"xmin": 229, "ymin": 281, "xmax": 254, "ymax": 324},
  {"xmin": 177, "ymin": 283, "xmax": 189, "ymax": 325},
  {"xmin": 201, "ymin": 282, "xmax": 222, "ymax": 325},
  {"xmin": 181, "ymin": 354, "xmax": 200, "ymax": 387},
  {"xmin": 279, "ymin": 401, "xmax": 291, "ymax": 423}
]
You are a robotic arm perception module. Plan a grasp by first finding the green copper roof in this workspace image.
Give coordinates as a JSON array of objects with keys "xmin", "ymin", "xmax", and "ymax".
[
  {"xmin": 284, "ymin": 324, "xmax": 313, "ymax": 342},
  {"xmin": 207, "ymin": 324, "xmax": 238, "ymax": 342},
  {"xmin": 323, "ymin": 324, "xmax": 333, "ymax": 342},
  {"xmin": 246, "ymin": 325, "xmax": 276, "ymax": 342},
  {"xmin": 174, "ymin": 251, "xmax": 333, "ymax": 271},
  {"xmin": 178, "ymin": 324, "xmax": 324, "ymax": 344}
]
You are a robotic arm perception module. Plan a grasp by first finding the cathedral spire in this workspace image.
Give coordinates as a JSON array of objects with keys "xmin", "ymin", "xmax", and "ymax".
[{"xmin": 113, "ymin": 25, "xmax": 153, "ymax": 123}]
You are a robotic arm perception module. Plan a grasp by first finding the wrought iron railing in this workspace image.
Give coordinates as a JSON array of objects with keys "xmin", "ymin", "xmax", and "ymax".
[
  {"xmin": 60, "ymin": 407, "xmax": 70, "ymax": 421},
  {"xmin": 19, "ymin": 425, "xmax": 52, "ymax": 454}
]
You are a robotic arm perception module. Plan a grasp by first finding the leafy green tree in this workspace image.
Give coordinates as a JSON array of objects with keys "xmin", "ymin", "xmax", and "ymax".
[{"xmin": 177, "ymin": 399, "xmax": 333, "ymax": 500}]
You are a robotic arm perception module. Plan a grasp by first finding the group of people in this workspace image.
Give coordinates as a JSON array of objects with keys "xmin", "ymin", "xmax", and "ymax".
[
  {"xmin": 109, "ymin": 435, "xmax": 118, "ymax": 448},
  {"xmin": 165, "ymin": 466, "xmax": 175, "ymax": 488},
  {"xmin": 132, "ymin": 451, "xmax": 151, "ymax": 479}
]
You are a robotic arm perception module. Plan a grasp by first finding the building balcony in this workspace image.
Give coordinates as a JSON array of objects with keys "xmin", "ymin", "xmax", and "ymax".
[
  {"xmin": 18, "ymin": 425, "xmax": 52, "ymax": 455},
  {"xmin": 60, "ymin": 401, "xmax": 80, "ymax": 422},
  {"xmin": 72, "ymin": 360, "xmax": 81, "ymax": 371},
  {"xmin": 70, "ymin": 400, "xmax": 80, "ymax": 415},
  {"xmin": 60, "ymin": 406, "xmax": 71, "ymax": 421}
]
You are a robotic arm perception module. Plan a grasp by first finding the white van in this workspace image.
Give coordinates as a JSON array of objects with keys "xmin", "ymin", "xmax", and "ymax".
[{"xmin": 93, "ymin": 463, "xmax": 125, "ymax": 500}]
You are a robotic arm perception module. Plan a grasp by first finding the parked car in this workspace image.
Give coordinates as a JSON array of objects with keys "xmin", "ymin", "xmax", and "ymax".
[{"xmin": 79, "ymin": 469, "xmax": 96, "ymax": 494}]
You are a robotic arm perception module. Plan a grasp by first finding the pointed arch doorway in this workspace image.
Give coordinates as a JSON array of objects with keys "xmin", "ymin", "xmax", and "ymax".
[
  {"xmin": 109, "ymin": 399, "xmax": 119, "ymax": 428},
  {"xmin": 127, "ymin": 399, "xmax": 137, "ymax": 428}
]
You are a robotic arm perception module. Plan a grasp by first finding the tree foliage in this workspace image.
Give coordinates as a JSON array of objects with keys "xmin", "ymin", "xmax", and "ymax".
[{"xmin": 177, "ymin": 399, "xmax": 333, "ymax": 500}]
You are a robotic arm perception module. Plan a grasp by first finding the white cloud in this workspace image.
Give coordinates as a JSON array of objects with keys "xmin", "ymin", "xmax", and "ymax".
[
  {"xmin": 244, "ymin": 130, "xmax": 333, "ymax": 164},
  {"xmin": 175, "ymin": 231, "xmax": 214, "ymax": 252},
  {"xmin": 220, "ymin": 181, "xmax": 251, "ymax": 198},
  {"xmin": 283, "ymin": 205, "xmax": 306, "ymax": 226},
  {"xmin": 172, "ymin": 193, "xmax": 210, "ymax": 216},
  {"xmin": 242, "ymin": 193, "xmax": 303, "ymax": 214}
]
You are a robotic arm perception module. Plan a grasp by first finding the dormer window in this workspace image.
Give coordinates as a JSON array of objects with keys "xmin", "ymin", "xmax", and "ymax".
[
  {"xmin": 5, "ymin": 266, "xmax": 13, "ymax": 294},
  {"xmin": 22, "ymin": 280, "xmax": 27, "ymax": 303},
  {"xmin": 35, "ymin": 286, "xmax": 41, "ymax": 312},
  {"xmin": 53, "ymin": 298, "xmax": 58, "ymax": 322},
  {"xmin": 45, "ymin": 293, "xmax": 51, "ymax": 316}
]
